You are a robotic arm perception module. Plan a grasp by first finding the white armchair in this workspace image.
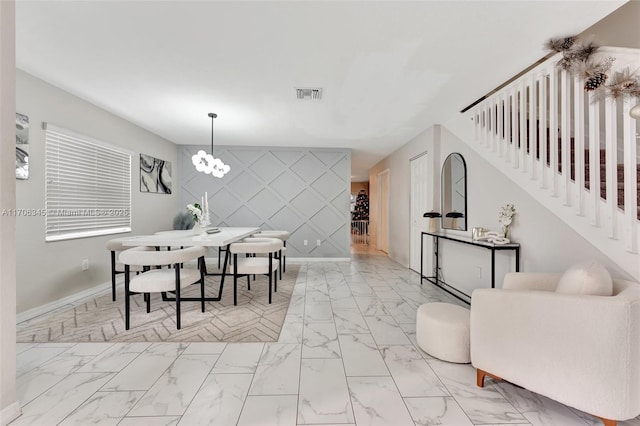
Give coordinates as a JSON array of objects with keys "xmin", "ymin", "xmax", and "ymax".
[{"xmin": 470, "ymin": 272, "xmax": 640, "ymax": 426}]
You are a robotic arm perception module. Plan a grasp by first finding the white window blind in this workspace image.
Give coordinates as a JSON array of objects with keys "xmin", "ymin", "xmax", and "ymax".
[{"xmin": 45, "ymin": 124, "xmax": 132, "ymax": 241}]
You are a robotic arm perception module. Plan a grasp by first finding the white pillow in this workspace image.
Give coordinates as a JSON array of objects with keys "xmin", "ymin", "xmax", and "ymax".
[{"xmin": 556, "ymin": 261, "xmax": 613, "ymax": 296}]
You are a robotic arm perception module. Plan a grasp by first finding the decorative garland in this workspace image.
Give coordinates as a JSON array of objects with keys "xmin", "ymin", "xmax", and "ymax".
[{"xmin": 545, "ymin": 36, "xmax": 640, "ymax": 99}]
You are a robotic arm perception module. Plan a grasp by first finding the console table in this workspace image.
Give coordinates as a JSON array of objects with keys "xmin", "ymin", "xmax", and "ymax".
[{"xmin": 420, "ymin": 231, "xmax": 520, "ymax": 303}]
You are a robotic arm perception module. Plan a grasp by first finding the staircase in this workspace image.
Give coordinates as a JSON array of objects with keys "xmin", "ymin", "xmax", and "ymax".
[{"xmin": 461, "ymin": 47, "xmax": 640, "ymax": 279}]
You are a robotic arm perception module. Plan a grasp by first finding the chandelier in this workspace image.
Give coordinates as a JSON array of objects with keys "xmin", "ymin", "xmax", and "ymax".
[{"xmin": 191, "ymin": 112, "xmax": 230, "ymax": 178}]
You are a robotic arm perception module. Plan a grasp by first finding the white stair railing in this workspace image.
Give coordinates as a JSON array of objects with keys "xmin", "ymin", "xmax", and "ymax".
[{"xmin": 469, "ymin": 47, "xmax": 640, "ymax": 279}]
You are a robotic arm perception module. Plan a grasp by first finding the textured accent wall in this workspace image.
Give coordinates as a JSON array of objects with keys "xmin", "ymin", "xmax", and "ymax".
[{"xmin": 179, "ymin": 146, "xmax": 351, "ymax": 258}]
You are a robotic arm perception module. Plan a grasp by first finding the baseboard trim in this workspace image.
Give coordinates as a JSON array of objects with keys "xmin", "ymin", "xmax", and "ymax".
[
  {"xmin": 1, "ymin": 401, "xmax": 22, "ymax": 426},
  {"xmin": 17, "ymin": 280, "xmax": 113, "ymax": 324},
  {"xmin": 288, "ymin": 257, "xmax": 351, "ymax": 263}
]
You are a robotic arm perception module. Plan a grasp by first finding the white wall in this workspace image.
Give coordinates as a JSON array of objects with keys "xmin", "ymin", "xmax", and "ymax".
[
  {"xmin": 16, "ymin": 70, "xmax": 179, "ymax": 314},
  {"xmin": 369, "ymin": 123, "xmax": 632, "ymax": 297},
  {"xmin": 1, "ymin": 1, "xmax": 19, "ymax": 423}
]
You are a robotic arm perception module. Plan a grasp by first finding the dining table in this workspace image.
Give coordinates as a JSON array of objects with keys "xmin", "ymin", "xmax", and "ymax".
[{"xmin": 121, "ymin": 226, "xmax": 260, "ymax": 302}]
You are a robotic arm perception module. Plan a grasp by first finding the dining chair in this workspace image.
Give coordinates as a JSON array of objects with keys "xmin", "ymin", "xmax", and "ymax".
[
  {"xmin": 251, "ymin": 230, "xmax": 290, "ymax": 278},
  {"xmin": 106, "ymin": 237, "xmax": 152, "ymax": 301},
  {"xmin": 119, "ymin": 245, "xmax": 207, "ymax": 330},
  {"xmin": 229, "ymin": 237, "xmax": 283, "ymax": 305}
]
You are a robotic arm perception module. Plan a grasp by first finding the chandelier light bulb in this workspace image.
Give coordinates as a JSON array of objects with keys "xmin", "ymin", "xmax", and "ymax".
[{"xmin": 630, "ymin": 104, "xmax": 640, "ymax": 120}]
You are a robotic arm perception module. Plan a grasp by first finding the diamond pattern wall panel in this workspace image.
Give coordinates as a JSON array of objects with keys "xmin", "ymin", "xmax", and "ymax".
[{"xmin": 180, "ymin": 146, "xmax": 350, "ymax": 258}]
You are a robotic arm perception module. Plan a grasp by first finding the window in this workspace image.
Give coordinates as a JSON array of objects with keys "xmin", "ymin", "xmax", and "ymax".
[{"xmin": 45, "ymin": 124, "xmax": 131, "ymax": 241}]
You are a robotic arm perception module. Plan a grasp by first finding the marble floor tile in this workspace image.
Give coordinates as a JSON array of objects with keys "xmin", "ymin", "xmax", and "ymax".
[
  {"xmin": 347, "ymin": 376, "xmax": 414, "ymax": 426},
  {"xmin": 364, "ymin": 315, "xmax": 411, "ymax": 345},
  {"xmin": 382, "ymin": 300, "xmax": 417, "ymax": 324},
  {"xmin": 77, "ymin": 343, "xmax": 152, "ymax": 373},
  {"xmin": 58, "ymin": 390, "xmax": 144, "ymax": 425},
  {"xmin": 17, "ymin": 354, "xmax": 96, "ymax": 405},
  {"xmin": 11, "ymin": 372, "xmax": 114, "ymax": 426},
  {"xmin": 60, "ymin": 342, "xmax": 113, "ymax": 356},
  {"xmin": 349, "ymin": 284, "xmax": 375, "ymax": 297},
  {"xmin": 211, "ymin": 342, "xmax": 264, "ymax": 373},
  {"xmin": 354, "ymin": 296, "xmax": 389, "ymax": 316},
  {"xmin": 427, "ymin": 358, "xmax": 527, "ymax": 424},
  {"xmin": 330, "ymin": 296, "xmax": 359, "ymax": 310},
  {"xmin": 16, "ymin": 343, "xmax": 38, "ymax": 354},
  {"xmin": 303, "ymin": 301, "xmax": 334, "ymax": 322},
  {"xmin": 338, "ymin": 334, "xmax": 388, "ymax": 376},
  {"xmin": 379, "ymin": 345, "xmax": 448, "ymax": 397},
  {"xmin": 372, "ymin": 288, "xmax": 404, "ymax": 301},
  {"xmin": 302, "ymin": 322, "xmax": 341, "ymax": 359},
  {"xmin": 495, "ymin": 381, "xmax": 590, "ymax": 425},
  {"xmin": 16, "ymin": 346, "xmax": 70, "ymax": 377},
  {"xmin": 298, "ymin": 359, "xmax": 354, "ymax": 425},
  {"xmin": 179, "ymin": 373, "xmax": 253, "ymax": 426},
  {"xmin": 404, "ymin": 396, "xmax": 474, "ymax": 426},
  {"xmin": 333, "ymin": 309, "xmax": 369, "ymax": 334},
  {"xmin": 238, "ymin": 395, "xmax": 298, "ymax": 426},
  {"xmin": 100, "ymin": 343, "xmax": 187, "ymax": 391},
  {"xmin": 249, "ymin": 343, "xmax": 301, "ymax": 395},
  {"xmin": 182, "ymin": 342, "xmax": 227, "ymax": 355},
  {"xmin": 119, "ymin": 416, "xmax": 180, "ymax": 426},
  {"xmin": 278, "ymin": 314, "xmax": 304, "ymax": 343},
  {"xmin": 128, "ymin": 354, "xmax": 218, "ymax": 416},
  {"xmin": 287, "ymin": 294, "xmax": 306, "ymax": 315}
]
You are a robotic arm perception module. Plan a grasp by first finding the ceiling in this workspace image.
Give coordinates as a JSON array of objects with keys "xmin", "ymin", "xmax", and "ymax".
[{"xmin": 15, "ymin": 1, "xmax": 625, "ymax": 182}]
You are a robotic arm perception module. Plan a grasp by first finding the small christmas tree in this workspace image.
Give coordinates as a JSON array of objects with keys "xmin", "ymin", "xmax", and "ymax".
[{"xmin": 352, "ymin": 190, "xmax": 369, "ymax": 221}]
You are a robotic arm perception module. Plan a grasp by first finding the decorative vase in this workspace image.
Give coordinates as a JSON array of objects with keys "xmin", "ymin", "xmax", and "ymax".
[
  {"xmin": 192, "ymin": 222, "xmax": 204, "ymax": 235},
  {"xmin": 501, "ymin": 225, "xmax": 510, "ymax": 239}
]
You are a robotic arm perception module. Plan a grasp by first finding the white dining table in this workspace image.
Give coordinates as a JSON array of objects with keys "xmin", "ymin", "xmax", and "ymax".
[
  {"xmin": 121, "ymin": 227, "xmax": 260, "ymax": 249},
  {"xmin": 121, "ymin": 226, "xmax": 260, "ymax": 302}
]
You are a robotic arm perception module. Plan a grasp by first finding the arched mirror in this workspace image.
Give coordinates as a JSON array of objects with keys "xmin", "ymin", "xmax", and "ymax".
[{"xmin": 441, "ymin": 153, "xmax": 467, "ymax": 231}]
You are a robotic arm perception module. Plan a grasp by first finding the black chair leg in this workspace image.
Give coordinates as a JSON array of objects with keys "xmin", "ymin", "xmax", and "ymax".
[
  {"xmin": 124, "ymin": 265, "xmax": 131, "ymax": 330},
  {"xmin": 233, "ymin": 253, "xmax": 238, "ymax": 306},
  {"xmin": 247, "ymin": 276, "xmax": 250, "ymax": 290},
  {"xmin": 146, "ymin": 293, "xmax": 150, "ymax": 313},
  {"xmin": 268, "ymin": 271, "xmax": 272, "ymax": 304},
  {"xmin": 200, "ymin": 257, "xmax": 205, "ymax": 313},
  {"xmin": 175, "ymin": 265, "xmax": 181, "ymax": 330},
  {"xmin": 279, "ymin": 251, "xmax": 282, "ymax": 280},
  {"xmin": 110, "ymin": 251, "xmax": 117, "ymax": 301}
]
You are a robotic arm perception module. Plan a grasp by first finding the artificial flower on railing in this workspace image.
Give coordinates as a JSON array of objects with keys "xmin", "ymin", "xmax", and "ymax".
[
  {"xmin": 545, "ymin": 35, "xmax": 640, "ymax": 99},
  {"xmin": 186, "ymin": 203, "xmax": 203, "ymax": 224},
  {"xmin": 498, "ymin": 203, "xmax": 516, "ymax": 238}
]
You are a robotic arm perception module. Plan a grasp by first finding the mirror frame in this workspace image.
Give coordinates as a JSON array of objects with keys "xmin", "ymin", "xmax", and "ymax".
[{"xmin": 441, "ymin": 152, "xmax": 467, "ymax": 231}]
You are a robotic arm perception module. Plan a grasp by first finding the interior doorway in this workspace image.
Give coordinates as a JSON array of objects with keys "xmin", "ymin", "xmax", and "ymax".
[
  {"xmin": 377, "ymin": 169, "xmax": 390, "ymax": 254},
  {"xmin": 350, "ymin": 182, "xmax": 370, "ymax": 246},
  {"xmin": 410, "ymin": 152, "xmax": 431, "ymax": 273}
]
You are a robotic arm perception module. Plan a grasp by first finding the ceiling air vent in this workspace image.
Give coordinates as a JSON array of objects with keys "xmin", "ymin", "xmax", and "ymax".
[{"xmin": 295, "ymin": 87, "xmax": 323, "ymax": 100}]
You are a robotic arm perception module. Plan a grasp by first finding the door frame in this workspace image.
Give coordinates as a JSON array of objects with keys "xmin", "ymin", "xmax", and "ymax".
[{"xmin": 377, "ymin": 169, "xmax": 390, "ymax": 253}]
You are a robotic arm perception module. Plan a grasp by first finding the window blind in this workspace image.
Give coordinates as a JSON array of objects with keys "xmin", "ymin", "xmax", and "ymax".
[{"xmin": 45, "ymin": 124, "xmax": 132, "ymax": 241}]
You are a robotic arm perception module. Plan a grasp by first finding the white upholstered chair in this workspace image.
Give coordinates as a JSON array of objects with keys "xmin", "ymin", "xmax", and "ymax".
[
  {"xmin": 229, "ymin": 237, "xmax": 283, "ymax": 305},
  {"xmin": 119, "ymin": 245, "xmax": 207, "ymax": 330},
  {"xmin": 106, "ymin": 237, "xmax": 150, "ymax": 301},
  {"xmin": 471, "ymin": 271, "xmax": 640, "ymax": 426},
  {"xmin": 251, "ymin": 230, "xmax": 290, "ymax": 278}
]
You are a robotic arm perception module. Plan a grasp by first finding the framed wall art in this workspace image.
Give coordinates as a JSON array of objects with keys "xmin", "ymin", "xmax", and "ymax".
[{"xmin": 140, "ymin": 153, "xmax": 172, "ymax": 194}]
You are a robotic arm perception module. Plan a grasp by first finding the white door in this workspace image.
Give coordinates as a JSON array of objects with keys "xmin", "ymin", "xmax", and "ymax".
[
  {"xmin": 377, "ymin": 169, "xmax": 390, "ymax": 253},
  {"xmin": 410, "ymin": 153, "xmax": 431, "ymax": 273}
]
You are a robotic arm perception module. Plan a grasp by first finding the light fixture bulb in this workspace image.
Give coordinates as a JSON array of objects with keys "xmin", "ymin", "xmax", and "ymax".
[{"xmin": 630, "ymin": 104, "xmax": 640, "ymax": 120}]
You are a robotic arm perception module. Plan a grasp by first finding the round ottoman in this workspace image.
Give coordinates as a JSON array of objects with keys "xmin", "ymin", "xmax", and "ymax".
[{"xmin": 416, "ymin": 302, "xmax": 471, "ymax": 363}]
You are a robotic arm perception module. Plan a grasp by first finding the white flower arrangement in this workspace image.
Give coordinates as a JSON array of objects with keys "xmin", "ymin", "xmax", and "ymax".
[
  {"xmin": 187, "ymin": 203, "xmax": 203, "ymax": 224},
  {"xmin": 498, "ymin": 203, "xmax": 516, "ymax": 238},
  {"xmin": 498, "ymin": 203, "xmax": 516, "ymax": 227}
]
